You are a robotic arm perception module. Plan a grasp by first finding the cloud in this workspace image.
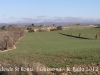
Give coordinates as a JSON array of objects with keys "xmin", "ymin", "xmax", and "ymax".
[
  {"xmin": 51, "ymin": 16, "xmax": 100, "ymax": 22},
  {"xmin": 52, "ymin": 16, "xmax": 84, "ymax": 22},
  {"xmin": 2, "ymin": 14, "xmax": 5, "ymax": 17},
  {"xmin": 2, "ymin": 14, "xmax": 6, "ymax": 19},
  {"xmin": 22, "ymin": 18, "xmax": 34, "ymax": 21},
  {"xmin": 21, "ymin": 17, "xmax": 43, "ymax": 22},
  {"xmin": 37, "ymin": 15, "xmax": 46, "ymax": 17},
  {"xmin": 86, "ymin": 18, "xmax": 100, "ymax": 22},
  {"xmin": 20, "ymin": 16, "xmax": 100, "ymax": 23},
  {"xmin": 9, "ymin": 17, "xmax": 14, "ymax": 19}
]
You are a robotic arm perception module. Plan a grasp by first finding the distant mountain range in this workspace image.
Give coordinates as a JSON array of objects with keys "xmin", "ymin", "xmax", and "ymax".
[{"xmin": 0, "ymin": 22, "xmax": 100, "ymax": 26}]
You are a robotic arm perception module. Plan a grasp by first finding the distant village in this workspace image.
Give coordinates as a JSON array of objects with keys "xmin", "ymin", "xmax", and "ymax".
[
  {"xmin": 0, "ymin": 23, "xmax": 100, "ymax": 32},
  {"xmin": 26, "ymin": 24, "xmax": 100, "ymax": 32}
]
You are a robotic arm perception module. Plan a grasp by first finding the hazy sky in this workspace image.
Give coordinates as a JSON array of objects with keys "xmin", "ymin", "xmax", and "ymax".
[{"xmin": 0, "ymin": 0, "xmax": 100, "ymax": 23}]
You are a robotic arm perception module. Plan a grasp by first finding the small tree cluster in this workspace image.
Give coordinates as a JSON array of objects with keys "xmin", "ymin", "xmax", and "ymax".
[
  {"xmin": 0, "ymin": 27, "xmax": 25, "ymax": 51},
  {"xmin": 57, "ymin": 26, "xmax": 63, "ymax": 30},
  {"xmin": 1, "ymin": 26, "xmax": 7, "ymax": 30}
]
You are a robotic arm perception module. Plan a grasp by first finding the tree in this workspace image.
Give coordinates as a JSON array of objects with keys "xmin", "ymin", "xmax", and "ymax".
[
  {"xmin": 79, "ymin": 33, "xmax": 81, "ymax": 37},
  {"xmin": 4, "ymin": 36, "xmax": 9, "ymax": 50},
  {"xmin": 32, "ymin": 24, "xmax": 34, "ymax": 26},
  {"xmin": 76, "ymin": 23, "xmax": 80, "ymax": 25},
  {"xmin": 57, "ymin": 26, "xmax": 63, "ymax": 30},
  {"xmin": 52, "ymin": 24, "xmax": 55, "ymax": 26},
  {"xmin": 1, "ymin": 26, "xmax": 6, "ymax": 30},
  {"xmin": 95, "ymin": 34, "xmax": 98, "ymax": 39}
]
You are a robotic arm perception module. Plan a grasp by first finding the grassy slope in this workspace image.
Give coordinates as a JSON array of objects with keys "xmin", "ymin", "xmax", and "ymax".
[{"xmin": 0, "ymin": 28, "xmax": 100, "ymax": 68}]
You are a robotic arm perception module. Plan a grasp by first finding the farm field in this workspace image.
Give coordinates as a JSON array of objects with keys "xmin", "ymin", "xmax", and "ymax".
[{"xmin": 0, "ymin": 28, "xmax": 100, "ymax": 68}]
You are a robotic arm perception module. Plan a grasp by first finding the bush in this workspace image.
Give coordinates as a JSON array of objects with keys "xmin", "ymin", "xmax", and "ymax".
[
  {"xmin": 57, "ymin": 26, "xmax": 63, "ymax": 30},
  {"xmin": 0, "ymin": 27, "xmax": 25, "ymax": 51},
  {"xmin": 27, "ymin": 28, "xmax": 32, "ymax": 30},
  {"xmin": 1, "ymin": 26, "xmax": 7, "ymax": 30}
]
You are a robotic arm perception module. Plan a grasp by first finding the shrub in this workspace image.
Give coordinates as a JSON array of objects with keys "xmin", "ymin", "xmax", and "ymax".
[
  {"xmin": 57, "ymin": 26, "xmax": 63, "ymax": 30},
  {"xmin": 0, "ymin": 27, "xmax": 25, "ymax": 51},
  {"xmin": 27, "ymin": 28, "xmax": 32, "ymax": 30},
  {"xmin": 1, "ymin": 26, "xmax": 7, "ymax": 30}
]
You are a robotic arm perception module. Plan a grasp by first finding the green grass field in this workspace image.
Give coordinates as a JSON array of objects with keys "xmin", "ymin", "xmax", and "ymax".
[{"xmin": 0, "ymin": 28, "xmax": 100, "ymax": 68}]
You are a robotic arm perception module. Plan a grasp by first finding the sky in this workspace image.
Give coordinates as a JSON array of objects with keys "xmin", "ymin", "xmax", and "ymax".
[{"xmin": 0, "ymin": 0, "xmax": 100, "ymax": 23}]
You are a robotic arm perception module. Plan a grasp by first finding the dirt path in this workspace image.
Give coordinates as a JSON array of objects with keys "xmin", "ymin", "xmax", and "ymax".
[{"xmin": 0, "ymin": 45, "xmax": 16, "ymax": 52}]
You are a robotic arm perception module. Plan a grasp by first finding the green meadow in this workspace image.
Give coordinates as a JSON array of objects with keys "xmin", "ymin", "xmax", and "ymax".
[{"xmin": 0, "ymin": 28, "xmax": 100, "ymax": 68}]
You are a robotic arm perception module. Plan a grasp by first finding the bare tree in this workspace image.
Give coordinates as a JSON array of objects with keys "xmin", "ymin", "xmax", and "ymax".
[
  {"xmin": 4, "ymin": 36, "xmax": 9, "ymax": 50},
  {"xmin": 95, "ymin": 34, "xmax": 98, "ymax": 39}
]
